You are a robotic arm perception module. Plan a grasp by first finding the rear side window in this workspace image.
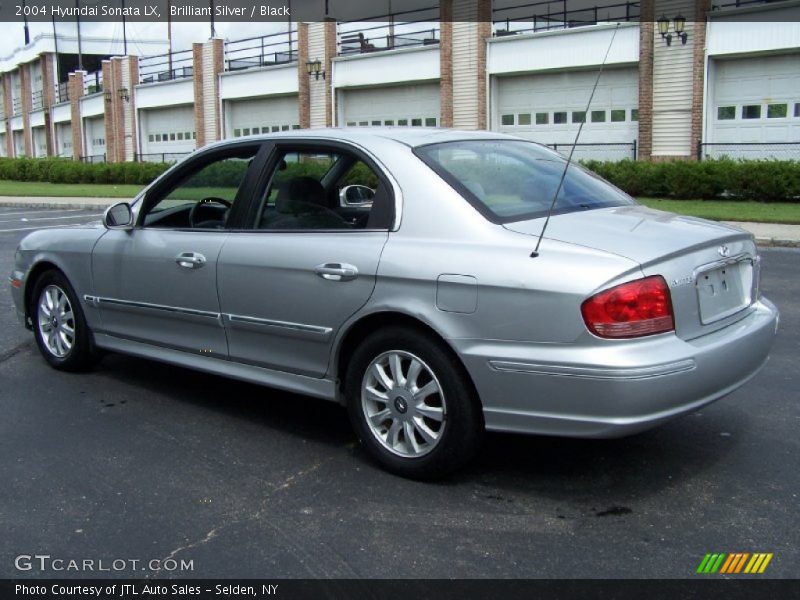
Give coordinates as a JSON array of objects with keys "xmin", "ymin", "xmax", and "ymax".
[{"xmin": 414, "ymin": 140, "xmax": 635, "ymax": 224}]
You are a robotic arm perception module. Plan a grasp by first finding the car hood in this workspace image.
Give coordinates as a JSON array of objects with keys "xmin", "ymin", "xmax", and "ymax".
[{"xmin": 503, "ymin": 205, "xmax": 752, "ymax": 266}]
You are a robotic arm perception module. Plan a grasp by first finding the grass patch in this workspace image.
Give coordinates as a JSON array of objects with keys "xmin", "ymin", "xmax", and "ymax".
[
  {"xmin": 637, "ymin": 198, "xmax": 800, "ymax": 225},
  {"xmin": 0, "ymin": 180, "xmax": 144, "ymax": 198}
]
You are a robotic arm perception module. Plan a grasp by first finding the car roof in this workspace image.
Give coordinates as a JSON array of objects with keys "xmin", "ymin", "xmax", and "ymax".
[{"xmin": 204, "ymin": 127, "xmax": 523, "ymax": 151}]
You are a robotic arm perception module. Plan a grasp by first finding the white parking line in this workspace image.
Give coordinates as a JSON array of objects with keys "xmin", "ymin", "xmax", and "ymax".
[{"xmin": 0, "ymin": 213, "xmax": 102, "ymax": 224}]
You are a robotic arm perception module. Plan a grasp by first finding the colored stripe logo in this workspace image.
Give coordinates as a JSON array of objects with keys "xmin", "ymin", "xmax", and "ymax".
[{"xmin": 696, "ymin": 553, "xmax": 773, "ymax": 574}]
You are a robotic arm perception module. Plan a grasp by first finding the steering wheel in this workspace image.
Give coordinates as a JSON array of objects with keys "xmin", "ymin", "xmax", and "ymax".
[{"xmin": 189, "ymin": 197, "xmax": 232, "ymax": 228}]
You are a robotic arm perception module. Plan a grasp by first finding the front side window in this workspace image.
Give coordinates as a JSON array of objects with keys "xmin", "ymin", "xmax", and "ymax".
[
  {"xmin": 415, "ymin": 140, "xmax": 634, "ymax": 224},
  {"xmin": 141, "ymin": 146, "xmax": 259, "ymax": 229},
  {"xmin": 252, "ymin": 147, "xmax": 392, "ymax": 231}
]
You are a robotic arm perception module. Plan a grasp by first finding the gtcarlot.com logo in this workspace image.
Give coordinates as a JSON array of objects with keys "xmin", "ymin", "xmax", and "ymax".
[
  {"xmin": 696, "ymin": 552, "xmax": 773, "ymax": 575},
  {"xmin": 14, "ymin": 554, "xmax": 194, "ymax": 573}
]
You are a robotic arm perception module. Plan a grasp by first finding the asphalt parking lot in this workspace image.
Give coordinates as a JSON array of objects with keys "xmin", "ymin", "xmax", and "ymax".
[{"xmin": 0, "ymin": 206, "xmax": 798, "ymax": 579}]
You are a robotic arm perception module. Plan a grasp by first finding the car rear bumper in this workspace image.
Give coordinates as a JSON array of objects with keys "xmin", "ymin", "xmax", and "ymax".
[{"xmin": 453, "ymin": 297, "xmax": 779, "ymax": 438}]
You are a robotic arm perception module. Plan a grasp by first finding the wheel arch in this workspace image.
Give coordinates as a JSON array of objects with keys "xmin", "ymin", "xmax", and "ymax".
[
  {"xmin": 23, "ymin": 260, "xmax": 64, "ymax": 323},
  {"xmin": 332, "ymin": 310, "xmax": 481, "ymax": 409}
]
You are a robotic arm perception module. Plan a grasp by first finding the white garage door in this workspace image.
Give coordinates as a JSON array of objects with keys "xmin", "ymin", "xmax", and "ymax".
[
  {"xmin": 495, "ymin": 67, "xmax": 639, "ymax": 161},
  {"xmin": 708, "ymin": 54, "xmax": 800, "ymax": 159},
  {"xmin": 140, "ymin": 105, "xmax": 196, "ymax": 160},
  {"xmin": 0, "ymin": 133, "xmax": 6, "ymax": 157},
  {"xmin": 340, "ymin": 84, "xmax": 440, "ymax": 127},
  {"xmin": 56, "ymin": 122, "xmax": 72, "ymax": 157},
  {"xmin": 83, "ymin": 116, "xmax": 105, "ymax": 160},
  {"xmin": 226, "ymin": 94, "xmax": 299, "ymax": 137}
]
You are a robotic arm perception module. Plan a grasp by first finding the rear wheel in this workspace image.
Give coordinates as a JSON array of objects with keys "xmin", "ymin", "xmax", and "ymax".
[
  {"xmin": 345, "ymin": 326, "xmax": 484, "ymax": 479},
  {"xmin": 31, "ymin": 270, "xmax": 98, "ymax": 371}
]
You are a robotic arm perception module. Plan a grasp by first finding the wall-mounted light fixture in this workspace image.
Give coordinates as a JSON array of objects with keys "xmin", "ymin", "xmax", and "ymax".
[
  {"xmin": 118, "ymin": 87, "xmax": 130, "ymax": 102},
  {"xmin": 658, "ymin": 14, "xmax": 688, "ymax": 46},
  {"xmin": 306, "ymin": 58, "xmax": 325, "ymax": 81}
]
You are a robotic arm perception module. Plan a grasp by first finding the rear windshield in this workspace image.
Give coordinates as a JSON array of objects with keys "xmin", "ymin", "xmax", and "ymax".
[{"xmin": 414, "ymin": 140, "xmax": 635, "ymax": 223}]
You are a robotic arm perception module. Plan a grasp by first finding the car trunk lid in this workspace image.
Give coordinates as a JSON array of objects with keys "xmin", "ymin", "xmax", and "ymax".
[{"xmin": 504, "ymin": 205, "xmax": 760, "ymax": 341}]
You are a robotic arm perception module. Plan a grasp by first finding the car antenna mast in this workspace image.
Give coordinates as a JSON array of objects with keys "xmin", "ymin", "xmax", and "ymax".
[{"xmin": 531, "ymin": 22, "xmax": 621, "ymax": 258}]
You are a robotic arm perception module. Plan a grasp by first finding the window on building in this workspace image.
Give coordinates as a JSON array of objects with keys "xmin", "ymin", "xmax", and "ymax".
[
  {"xmin": 177, "ymin": 132, "xmax": 184, "ymax": 140},
  {"xmin": 518, "ymin": 113, "xmax": 531, "ymax": 126},
  {"xmin": 242, "ymin": 128, "xmax": 250, "ymax": 136},
  {"xmin": 169, "ymin": 133, "xmax": 176, "ymax": 141},
  {"xmin": 554, "ymin": 112, "xmax": 567, "ymax": 124},
  {"xmin": 292, "ymin": 125, "xmax": 301, "ymax": 129},
  {"xmin": 155, "ymin": 134, "xmax": 162, "ymax": 142},
  {"xmin": 767, "ymin": 104, "xmax": 787, "ymax": 118},
  {"xmin": 631, "ymin": 109, "xmax": 639, "ymax": 121},
  {"xmin": 742, "ymin": 105, "xmax": 761, "ymax": 119},
  {"xmin": 611, "ymin": 109, "xmax": 626, "ymax": 122},
  {"xmin": 411, "ymin": 118, "xmax": 423, "ymax": 126},
  {"xmin": 347, "ymin": 122, "xmax": 356, "ymax": 126},
  {"xmin": 233, "ymin": 129, "xmax": 241, "ymax": 137},
  {"xmin": 398, "ymin": 119, "xmax": 408, "ymax": 126},
  {"xmin": 359, "ymin": 121, "xmax": 368, "ymax": 126},
  {"xmin": 591, "ymin": 110, "xmax": 606, "ymax": 123},
  {"xmin": 372, "ymin": 121, "xmax": 381, "ymax": 126},
  {"xmin": 501, "ymin": 114, "xmax": 514, "ymax": 126},
  {"xmin": 384, "ymin": 120, "xmax": 394, "ymax": 125},
  {"xmin": 148, "ymin": 135, "xmax": 154, "ymax": 142},
  {"xmin": 273, "ymin": 125, "xmax": 281, "ymax": 132},
  {"xmin": 571, "ymin": 111, "xmax": 586, "ymax": 124},
  {"xmin": 535, "ymin": 113, "xmax": 549, "ymax": 125},
  {"xmin": 425, "ymin": 117, "xmax": 437, "ymax": 126},
  {"xmin": 795, "ymin": 103, "xmax": 800, "ymax": 117},
  {"xmin": 192, "ymin": 132, "xmax": 196, "ymax": 139},
  {"xmin": 717, "ymin": 106, "xmax": 735, "ymax": 120}
]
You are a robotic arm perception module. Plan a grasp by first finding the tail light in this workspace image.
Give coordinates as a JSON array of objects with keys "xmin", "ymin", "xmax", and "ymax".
[{"xmin": 581, "ymin": 275, "xmax": 674, "ymax": 339}]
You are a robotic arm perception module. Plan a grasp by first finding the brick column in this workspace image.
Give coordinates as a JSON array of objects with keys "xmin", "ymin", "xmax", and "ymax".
[
  {"xmin": 476, "ymin": 0, "xmax": 491, "ymax": 130},
  {"xmin": 40, "ymin": 53, "xmax": 56, "ymax": 156},
  {"xmin": 20, "ymin": 64, "xmax": 33, "ymax": 157},
  {"xmin": 324, "ymin": 19, "xmax": 336, "ymax": 127},
  {"xmin": 297, "ymin": 23, "xmax": 310, "ymax": 129},
  {"xmin": 102, "ymin": 60, "xmax": 117, "ymax": 162},
  {"xmin": 2, "ymin": 75, "xmax": 12, "ymax": 156},
  {"xmin": 193, "ymin": 38, "xmax": 224, "ymax": 148},
  {"xmin": 690, "ymin": 0, "xmax": 711, "ymax": 160},
  {"xmin": 68, "ymin": 71, "xmax": 85, "ymax": 159},
  {"xmin": 439, "ymin": 1, "xmax": 453, "ymax": 128},
  {"xmin": 637, "ymin": 0, "xmax": 654, "ymax": 161}
]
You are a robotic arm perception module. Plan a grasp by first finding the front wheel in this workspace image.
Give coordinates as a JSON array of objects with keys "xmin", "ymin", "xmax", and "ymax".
[
  {"xmin": 31, "ymin": 270, "xmax": 98, "ymax": 371},
  {"xmin": 345, "ymin": 326, "xmax": 484, "ymax": 479}
]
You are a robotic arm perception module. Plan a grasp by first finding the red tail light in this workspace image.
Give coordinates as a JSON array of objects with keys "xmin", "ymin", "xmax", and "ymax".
[{"xmin": 581, "ymin": 275, "xmax": 674, "ymax": 339}]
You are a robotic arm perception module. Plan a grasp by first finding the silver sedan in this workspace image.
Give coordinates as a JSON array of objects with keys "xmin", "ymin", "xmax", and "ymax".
[{"xmin": 9, "ymin": 129, "xmax": 779, "ymax": 478}]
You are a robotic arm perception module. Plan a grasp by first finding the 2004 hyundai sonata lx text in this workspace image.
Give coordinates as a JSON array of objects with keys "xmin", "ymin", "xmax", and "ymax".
[{"xmin": 9, "ymin": 129, "xmax": 779, "ymax": 478}]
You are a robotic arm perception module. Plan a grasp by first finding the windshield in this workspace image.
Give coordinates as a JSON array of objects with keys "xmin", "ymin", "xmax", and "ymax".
[{"xmin": 414, "ymin": 140, "xmax": 635, "ymax": 223}]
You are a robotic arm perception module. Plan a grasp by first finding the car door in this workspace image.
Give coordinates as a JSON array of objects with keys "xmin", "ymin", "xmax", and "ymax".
[
  {"xmin": 90, "ymin": 142, "xmax": 268, "ymax": 357},
  {"xmin": 217, "ymin": 141, "xmax": 394, "ymax": 377}
]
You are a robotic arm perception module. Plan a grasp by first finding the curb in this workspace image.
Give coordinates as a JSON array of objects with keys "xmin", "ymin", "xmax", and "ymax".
[
  {"xmin": 0, "ymin": 200, "xmax": 115, "ymax": 210},
  {"xmin": 755, "ymin": 237, "xmax": 800, "ymax": 248}
]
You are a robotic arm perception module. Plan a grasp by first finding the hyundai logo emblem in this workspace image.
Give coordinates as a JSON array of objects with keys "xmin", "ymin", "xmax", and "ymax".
[{"xmin": 718, "ymin": 245, "xmax": 730, "ymax": 257}]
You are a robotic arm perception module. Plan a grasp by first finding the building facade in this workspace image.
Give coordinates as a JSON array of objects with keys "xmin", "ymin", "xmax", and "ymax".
[{"xmin": 1, "ymin": 0, "xmax": 798, "ymax": 163}]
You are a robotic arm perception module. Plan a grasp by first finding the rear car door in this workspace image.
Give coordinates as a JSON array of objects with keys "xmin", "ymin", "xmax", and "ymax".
[
  {"xmin": 217, "ymin": 141, "xmax": 394, "ymax": 377},
  {"xmin": 90, "ymin": 143, "xmax": 268, "ymax": 356}
]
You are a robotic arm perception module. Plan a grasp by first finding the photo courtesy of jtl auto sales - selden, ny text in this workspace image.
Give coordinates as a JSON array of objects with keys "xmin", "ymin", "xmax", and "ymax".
[{"xmin": 0, "ymin": 0, "xmax": 798, "ymax": 599}]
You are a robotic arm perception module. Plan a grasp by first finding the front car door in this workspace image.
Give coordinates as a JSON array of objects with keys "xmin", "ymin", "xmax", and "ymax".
[
  {"xmin": 217, "ymin": 141, "xmax": 395, "ymax": 377},
  {"xmin": 90, "ymin": 143, "xmax": 267, "ymax": 357}
]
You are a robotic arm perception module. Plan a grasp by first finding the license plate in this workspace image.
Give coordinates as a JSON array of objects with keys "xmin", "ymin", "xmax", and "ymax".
[{"xmin": 696, "ymin": 260, "xmax": 753, "ymax": 325}]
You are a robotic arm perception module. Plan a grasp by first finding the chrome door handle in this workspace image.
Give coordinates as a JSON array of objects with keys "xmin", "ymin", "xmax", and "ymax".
[
  {"xmin": 314, "ymin": 263, "xmax": 358, "ymax": 282},
  {"xmin": 176, "ymin": 252, "xmax": 207, "ymax": 269}
]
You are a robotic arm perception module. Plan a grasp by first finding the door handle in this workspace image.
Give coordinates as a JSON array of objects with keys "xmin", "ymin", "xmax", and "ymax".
[
  {"xmin": 176, "ymin": 252, "xmax": 207, "ymax": 269},
  {"xmin": 314, "ymin": 263, "xmax": 358, "ymax": 282}
]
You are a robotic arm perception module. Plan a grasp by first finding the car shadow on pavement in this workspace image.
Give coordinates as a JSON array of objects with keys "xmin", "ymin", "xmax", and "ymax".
[{"xmin": 93, "ymin": 351, "xmax": 743, "ymax": 497}]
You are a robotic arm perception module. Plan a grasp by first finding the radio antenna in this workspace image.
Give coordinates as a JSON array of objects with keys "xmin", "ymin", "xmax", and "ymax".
[{"xmin": 531, "ymin": 22, "xmax": 621, "ymax": 258}]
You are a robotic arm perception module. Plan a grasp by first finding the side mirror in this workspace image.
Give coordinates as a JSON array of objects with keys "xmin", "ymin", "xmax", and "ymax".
[
  {"xmin": 103, "ymin": 202, "xmax": 134, "ymax": 230},
  {"xmin": 339, "ymin": 184, "xmax": 375, "ymax": 208}
]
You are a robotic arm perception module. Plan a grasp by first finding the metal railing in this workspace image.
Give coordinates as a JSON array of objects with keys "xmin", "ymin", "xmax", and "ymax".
[
  {"xmin": 547, "ymin": 140, "xmax": 637, "ymax": 161},
  {"xmin": 492, "ymin": 0, "xmax": 640, "ymax": 36},
  {"xmin": 31, "ymin": 89, "xmax": 44, "ymax": 111},
  {"xmin": 56, "ymin": 81, "xmax": 70, "ymax": 104},
  {"xmin": 225, "ymin": 29, "xmax": 298, "ymax": 71},
  {"xmin": 337, "ymin": 5, "xmax": 440, "ymax": 55},
  {"xmin": 711, "ymin": 0, "xmax": 785, "ymax": 10},
  {"xmin": 135, "ymin": 152, "xmax": 191, "ymax": 163},
  {"xmin": 12, "ymin": 96, "xmax": 22, "ymax": 115},
  {"xmin": 83, "ymin": 71, "xmax": 103, "ymax": 96},
  {"xmin": 698, "ymin": 142, "xmax": 800, "ymax": 161},
  {"xmin": 139, "ymin": 48, "xmax": 195, "ymax": 84},
  {"xmin": 80, "ymin": 154, "xmax": 106, "ymax": 163}
]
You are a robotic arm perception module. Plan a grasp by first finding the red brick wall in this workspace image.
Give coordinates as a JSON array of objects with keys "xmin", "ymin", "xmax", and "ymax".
[
  {"xmin": 637, "ymin": 0, "xmax": 655, "ymax": 161},
  {"xmin": 68, "ymin": 71, "xmax": 84, "ymax": 159},
  {"xmin": 298, "ymin": 23, "xmax": 310, "ymax": 129},
  {"xmin": 192, "ymin": 43, "xmax": 205, "ymax": 147}
]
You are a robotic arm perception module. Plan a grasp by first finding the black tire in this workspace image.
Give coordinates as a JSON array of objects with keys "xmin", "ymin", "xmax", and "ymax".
[
  {"xmin": 345, "ymin": 326, "xmax": 484, "ymax": 479},
  {"xmin": 30, "ymin": 269, "xmax": 99, "ymax": 372}
]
